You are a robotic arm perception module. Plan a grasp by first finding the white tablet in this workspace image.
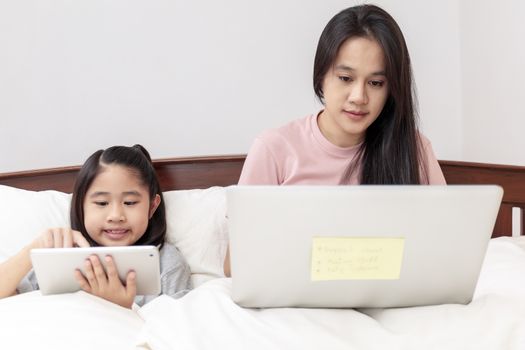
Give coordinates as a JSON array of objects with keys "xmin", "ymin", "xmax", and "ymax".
[{"xmin": 30, "ymin": 245, "xmax": 161, "ymax": 296}]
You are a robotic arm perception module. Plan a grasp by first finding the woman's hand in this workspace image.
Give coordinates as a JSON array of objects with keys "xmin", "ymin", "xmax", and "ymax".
[
  {"xmin": 30, "ymin": 228, "xmax": 90, "ymax": 249},
  {"xmin": 75, "ymin": 255, "xmax": 137, "ymax": 309}
]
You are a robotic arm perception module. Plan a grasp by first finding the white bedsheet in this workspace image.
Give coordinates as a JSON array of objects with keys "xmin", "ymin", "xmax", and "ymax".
[{"xmin": 135, "ymin": 237, "xmax": 525, "ymax": 350}]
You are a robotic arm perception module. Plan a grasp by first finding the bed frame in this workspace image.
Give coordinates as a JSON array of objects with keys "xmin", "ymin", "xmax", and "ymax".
[{"xmin": 1, "ymin": 156, "xmax": 524, "ymax": 237}]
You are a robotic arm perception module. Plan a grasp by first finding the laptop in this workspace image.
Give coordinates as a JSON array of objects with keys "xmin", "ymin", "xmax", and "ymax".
[{"xmin": 227, "ymin": 185, "xmax": 503, "ymax": 308}]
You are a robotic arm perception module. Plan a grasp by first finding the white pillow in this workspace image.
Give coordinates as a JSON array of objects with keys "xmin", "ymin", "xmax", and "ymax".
[
  {"xmin": 163, "ymin": 187, "xmax": 228, "ymax": 287},
  {"xmin": 0, "ymin": 184, "xmax": 229, "ymax": 288},
  {"xmin": 0, "ymin": 185, "xmax": 71, "ymax": 262}
]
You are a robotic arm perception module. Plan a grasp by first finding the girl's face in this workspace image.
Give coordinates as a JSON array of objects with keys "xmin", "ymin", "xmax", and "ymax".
[
  {"xmin": 83, "ymin": 164, "xmax": 160, "ymax": 247},
  {"xmin": 318, "ymin": 36, "xmax": 389, "ymax": 147}
]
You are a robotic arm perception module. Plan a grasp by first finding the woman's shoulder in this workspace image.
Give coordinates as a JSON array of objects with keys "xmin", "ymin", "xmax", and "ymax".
[
  {"xmin": 415, "ymin": 131, "xmax": 446, "ymax": 184},
  {"xmin": 256, "ymin": 114, "xmax": 315, "ymax": 145},
  {"xmin": 416, "ymin": 131, "xmax": 440, "ymax": 159},
  {"xmin": 416, "ymin": 131, "xmax": 433, "ymax": 149}
]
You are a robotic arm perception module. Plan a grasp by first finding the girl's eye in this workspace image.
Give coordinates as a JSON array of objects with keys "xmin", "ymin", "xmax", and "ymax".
[
  {"xmin": 124, "ymin": 201, "xmax": 138, "ymax": 206},
  {"xmin": 94, "ymin": 201, "xmax": 108, "ymax": 207},
  {"xmin": 338, "ymin": 76, "xmax": 352, "ymax": 83},
  {"xmin": 369, "ymin": 80, "xmax": 385, "ymax": 87}
]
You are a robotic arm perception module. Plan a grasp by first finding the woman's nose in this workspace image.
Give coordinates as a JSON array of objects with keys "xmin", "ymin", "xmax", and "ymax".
[{"xmin": 348, "ymin": 82, "xmax": 368, "ymax": 105}]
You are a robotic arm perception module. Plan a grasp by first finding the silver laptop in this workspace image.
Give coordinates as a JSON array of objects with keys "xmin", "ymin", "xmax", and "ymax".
[{"xmin": 227, "ymin": 185, "xmax": 503, "ymax": 308}]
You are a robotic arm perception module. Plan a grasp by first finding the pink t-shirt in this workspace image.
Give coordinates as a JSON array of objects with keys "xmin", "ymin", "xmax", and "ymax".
[{"xmin": 239, "ymin": 114, "xmax": 446, "ymax": 185}]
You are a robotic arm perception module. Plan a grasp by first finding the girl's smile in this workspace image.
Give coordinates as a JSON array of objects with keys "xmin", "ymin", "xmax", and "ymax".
[{"xmin": 103, "ymin": 228, "xmax": 131, "ymax": 241}]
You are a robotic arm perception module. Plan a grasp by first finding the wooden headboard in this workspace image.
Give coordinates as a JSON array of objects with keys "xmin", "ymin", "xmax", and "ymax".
[
  {"xmin": 1, "ymin": 156, "xmax": 524, "ymax": 237},
  {"xmin": 0, "ymin": 155, "xmax": 246, "ymax": 192},
  {"xmin": 439, "ymin": 160, "xmax": 525, "ymax": 237}
]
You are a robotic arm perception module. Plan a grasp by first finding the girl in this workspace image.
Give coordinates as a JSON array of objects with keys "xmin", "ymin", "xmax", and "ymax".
[
  {"xmin": 224, "ymin": 5, "xmax": 446, "ymax": 275},
  {"xmin": 0, "ymin": 144, "xmax": 191, "ymax": 308}
]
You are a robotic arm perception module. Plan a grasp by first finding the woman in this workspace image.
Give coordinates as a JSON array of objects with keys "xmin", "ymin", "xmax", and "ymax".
[{"xmin": 225, "ymin": 5, "xmax": 445, "ymax": 275}]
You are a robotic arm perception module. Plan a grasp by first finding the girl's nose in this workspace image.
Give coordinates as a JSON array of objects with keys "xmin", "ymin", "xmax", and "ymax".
[{"xmin": 107, "ymin": 205, "xmax": 125, "ymax": 222}]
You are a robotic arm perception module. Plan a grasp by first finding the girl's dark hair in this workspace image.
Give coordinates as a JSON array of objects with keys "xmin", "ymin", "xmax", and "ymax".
[
  {"xmin": 313, "ymin": 4, "xmax": 428, "ymax": 184},
  {"xmin": 70, "ymin": 144, "xmax": 167, "ymax": 248}
]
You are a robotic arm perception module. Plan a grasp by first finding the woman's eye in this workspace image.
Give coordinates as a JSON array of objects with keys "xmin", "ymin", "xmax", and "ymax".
[
  {"xmin": 94, "ymin": 201, "xmax": 108, "ymax": 207},
  {"xmin": 369, "ymin": 80, "xmax": 384, "ymax": 87},
  {"xmin": 338, "ymin": 76, "xmax": 352, "ymax": 83},
  {"xmin": 124, "ymin": 201, "xmax": 138, "ymax": 206}
]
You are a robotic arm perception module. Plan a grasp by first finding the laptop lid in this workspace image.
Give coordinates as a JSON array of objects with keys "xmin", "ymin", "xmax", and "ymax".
[{"xmin": 227, "ymin": 185, "xmax": 503, "ymax": 308}]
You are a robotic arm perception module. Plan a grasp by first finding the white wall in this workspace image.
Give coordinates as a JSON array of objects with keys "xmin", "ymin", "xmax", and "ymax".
[
  {"xmin": 1, "ymin": 1, "xmax": 464, "ymax": 172},
  {"xmin": 460, "ymin": 0, "xmax": 525, "ymax": 166}
]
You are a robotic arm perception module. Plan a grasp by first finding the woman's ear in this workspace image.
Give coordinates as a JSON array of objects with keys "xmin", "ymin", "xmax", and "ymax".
[{"xmin": 149, "ymin": 194, "xmax": 161, "ymax": 218}]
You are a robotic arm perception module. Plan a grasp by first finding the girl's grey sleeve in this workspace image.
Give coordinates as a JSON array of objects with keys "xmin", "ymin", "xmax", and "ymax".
[
  {"xmin": 138, "ymin": 243, "xmax": 192, "ymax": 306},
  {"xmin": 17, "ymin": 269, "xmax": 39, "ymax": 294}
]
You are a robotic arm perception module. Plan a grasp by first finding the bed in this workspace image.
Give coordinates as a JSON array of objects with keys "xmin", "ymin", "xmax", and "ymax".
[{"xmin": 0, "ymin": 156, "xmax": 524, "ymax": 350}]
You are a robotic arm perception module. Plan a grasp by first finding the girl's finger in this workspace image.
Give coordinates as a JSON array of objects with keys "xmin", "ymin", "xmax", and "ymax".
[
  {"xmin": 74, "ymin": 269, "xmax": 92, "ymax": 293},
  {"xmin": 72, "ymin": 231, "xmax": 90, "ymax": 248},
  {"xmin": 42, "ymin": 230, "xmax": 54, "ymax": 248},
  {"xmin": 63, "ymin": 230, "xmax": 73, "ymax": 248},
  {"xmin": 89, "ymin": 255, "xmax": 108, "ymax": 284},
  {"xmin": 104, "ymin": 256, "xmax": 121, "ymax": 284},
  {"xmin": 52, "ymin": 229, "xmax": 63, "ymax": 248},
  {"xmin": 125, "ymin": 271, "xmax": 137, "ymax": 298},
  {"xmin": 83, "ymin": 259, "xmax": 99, "ymax": 290}
]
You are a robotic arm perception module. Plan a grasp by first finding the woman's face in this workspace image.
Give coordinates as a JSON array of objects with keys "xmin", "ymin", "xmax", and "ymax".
[{"xmin": 318, "ymin": 36, "xmax": 389, "ymax": 148}]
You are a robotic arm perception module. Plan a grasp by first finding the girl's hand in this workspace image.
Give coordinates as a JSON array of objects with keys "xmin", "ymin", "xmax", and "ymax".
[
  {"xmin": 75, "ymin": 255, "xmax": 137, "ymax": 309},
  {"xmin": 30, "ymin": 228, "xmax": 90, "ymax": 249}
]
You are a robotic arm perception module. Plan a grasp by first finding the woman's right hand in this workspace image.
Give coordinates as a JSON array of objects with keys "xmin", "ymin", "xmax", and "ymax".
[{"xmin": 29, "ymin": 228, "xmax": 91, "ymax": 249}]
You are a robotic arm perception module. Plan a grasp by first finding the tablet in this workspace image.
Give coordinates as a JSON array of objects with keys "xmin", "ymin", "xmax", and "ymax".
[{"xmin": 30, "ymin": 245, "xmax": 161, "ymax": 296}]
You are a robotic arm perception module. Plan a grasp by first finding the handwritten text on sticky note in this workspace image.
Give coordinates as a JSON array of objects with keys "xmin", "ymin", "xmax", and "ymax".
[{"xmin": 311, "ymin": 237, "xmax": 405, "ymax": 281}]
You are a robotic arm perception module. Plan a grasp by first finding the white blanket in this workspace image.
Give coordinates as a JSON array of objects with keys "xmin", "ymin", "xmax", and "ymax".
[
  {"xmin": 1, "ymin": 237, "xmax": 524, "ymax": 349},
  {"xmin": 0, "ymin": 291, "xmax": 143, "ymax": 350},
  {"xmin": 136, "ymin": 237, "xmax": 525, "ymax": 350}
]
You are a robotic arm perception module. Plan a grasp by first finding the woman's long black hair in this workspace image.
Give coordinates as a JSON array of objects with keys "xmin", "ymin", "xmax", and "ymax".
[
  {"xmin": 70, "ymin": 144, "xmax": 167, "ymax": 248},
  {"xmin": 313, "ymin": 5, "xmax": 428, "ymax": 184}
]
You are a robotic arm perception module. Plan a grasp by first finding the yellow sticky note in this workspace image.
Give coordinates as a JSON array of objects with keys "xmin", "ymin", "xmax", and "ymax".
[{"xmin": 311, "ymin": 237, "xmax": 405, "ymax": 281}]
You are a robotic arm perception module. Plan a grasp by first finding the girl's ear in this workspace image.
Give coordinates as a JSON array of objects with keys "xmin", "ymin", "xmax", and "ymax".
[{"xmin": 149, "ymin": 194, "xmax": 161, "ymax": 218}]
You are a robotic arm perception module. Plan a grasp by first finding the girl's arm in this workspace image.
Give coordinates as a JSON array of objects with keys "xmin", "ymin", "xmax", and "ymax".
[
  {"xmin": 134, "ymin": 243, "xmax": 192, "ymax": 306},
  {"xmin": 0, "ymin": 244, "xmax": 34, "ymax": 298},
  {"xmin": 157, "ymin": 244, "xmax": 192, "ymax": 298},
  {"xmin": 0, "ymin": 228, "xmax": 90, "ymax": 299}
]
